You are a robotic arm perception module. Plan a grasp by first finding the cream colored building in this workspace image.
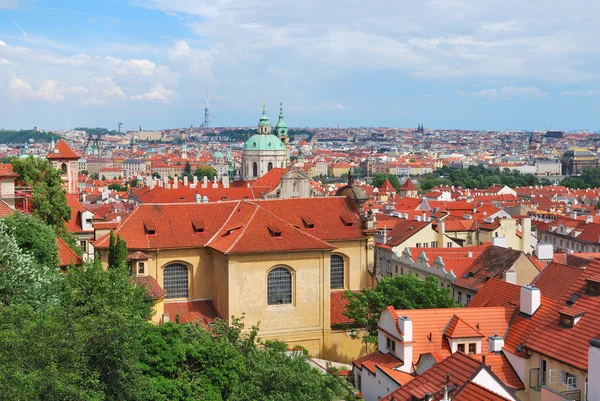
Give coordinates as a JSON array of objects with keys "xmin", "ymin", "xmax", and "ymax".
[{"xmin": 93, "ymin": 195, "xmax": 376, "ymax": 362}]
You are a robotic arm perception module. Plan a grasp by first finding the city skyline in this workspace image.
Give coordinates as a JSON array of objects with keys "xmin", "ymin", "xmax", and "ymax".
[{"xmin": 1, "ymin": 0, "xmax": 600, "ymax": 131}]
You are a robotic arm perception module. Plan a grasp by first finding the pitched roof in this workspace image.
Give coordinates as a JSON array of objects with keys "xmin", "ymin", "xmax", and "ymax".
[
  {"xmin": 379, "ymin": 178, "xmax": 396, "ymax": 192},
  {"xmin": 330, "ymin": 290, "xmax": 358, "ymax": 325},
  {"xmin": 93, "ymin": 197, "xmax": 365, "ymax": 252},
  {"xmin": 0, "ymin": 200, "xmax": 16, "ymax": 217},
  {"xmin": 353, "ymin": 351, "xmax": 403, "ymax": 374},
  {"xmin": 0, "ymin": 163, "xmax": 18, "ymax": 178},
  {"xmin": 444, "ymin": 315, "xmax": 484, "ymax": 338},
  {"xmin": 399, "ymin": 178, "xmax": 417, "ymax": 191},
  {"xmin": 56, "ymin": 237, "xmax": 83, "ymax": 267},
  {"xmin": 380, "ymin": 219, "xmax": 429, "ymax": 247},
  {"xmin": 452, "ymin": 381, "xmax": 513, "ymax": 401},
  {"xmin": 164, "ymin": 300, "xmax": 220, "ymax": 327},
  {"xmin": 453, "ymin": 246, "xmax": 524, "ymax": 292},
  {"xmin": 134, "ymin": 276, "xmax": 167, "ymax": 299},
  {"xmin": 46, "ymin": 139, "xmax": 80, "ymax": 160}
]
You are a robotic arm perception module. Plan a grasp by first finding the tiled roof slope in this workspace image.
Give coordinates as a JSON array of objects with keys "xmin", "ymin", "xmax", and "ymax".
[
  {"xmin": 134, "ymin": 276, "xmax": 167, "ymax": 299},
  {"xmin": 452, "ymin": 381, "xmax": 512, "ymax": 401},
  {"xmin": 56, "ymin": 237, "xmax": 83, "ymax": 267},
  {"xmin": 353, "ymin": 351, "xmax": 403, "ymax": 374},
  {"xmin": 93, "ymin": 198, "xmax": 365, "ymax": 252},
  {"xmin": 381, "ymin": 219, "xmax": 429, "ymax": 247},
  {"xmin": 453, "ymin": 246, "xmax": 523, "ymax": 291},
  {"xmin": 523, "ymin": 258, "xmax": 600, "ymax": 370},
  {"xmin": 388, "ymin": 307, "xmax": 513, "ymax": 363},
  {"xmin": 133, "ymin": 185, "xmax": 255, "ymax": 203},
  {"xmin": 0, "ymin": 200, "xmax": 16, "ymax": 217},
  {"xmin": 0, "ymin": 163, "xmax": 18, "ymax": 178},
  {"xmin": 164, "ymin": 300, "xmax": 220, "ymax": 327},
  {"xmin": 380, "ymin": 352, "xmax": 485, "ymax": 401},
  {"xmin": 47, "ymin": 139, "xmax": 80, "ymax": 160},
  {"xmin": 531, "ymin": 262, "xmax": 586, "ymax": 301}
]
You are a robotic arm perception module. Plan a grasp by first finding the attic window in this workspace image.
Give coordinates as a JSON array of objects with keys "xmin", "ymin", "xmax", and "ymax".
[
  {"xmin": 144, "ymin": 221, "xmax": 156, "ymax": 235},
  {"xmin": 192, "ymin": 219, "xmax": 205, "ymax": 234},
  {"xmin": 559, "ymin": 313, "xmax": 575, "ymax": 329},
  {"xmin": 585, "ymin": 278, "xmax": 600, "ymax": 296},
  {"xmin": 268, "ymin": 225, "xmax": 282, "ymax": 237},
  {"xmin": 301, "ymin": 216, "xmax": 315, "ymax": 229},
  {"xmin": 340, "ymin": 214, "xmax": 354, "ymax": 227}
]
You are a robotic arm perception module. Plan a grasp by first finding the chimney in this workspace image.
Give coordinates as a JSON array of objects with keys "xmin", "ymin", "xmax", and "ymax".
[
  {"xmin": 222, "ymin": 175, "xmax": 230, "ymax": 189},
  {"xmin": 194, "ymin": 192, "xmax": 201, "ymax": 203},
  {"xmin": 183, "ymin": 175, "xmax": 188, "ymax": 186},
  {"xmin": 397, "ymin": 316, "xmax": 413, "ymax": 373},
  {"xmin": 202, "ymin": 176, "xmax": 208, "ymax": 188},
  {"xmin": 587, "ymin": 215, "xmax": 594, "ymax": 224},
  {"xmin": 521, "ymin": 218, "xmax": 531, "ymax": 252},
  {"xmin": 212, "ymin": 176, "xmax": 218, "ymax": 189},
  {"xmin": 570, "ymin": 211, "xmax": 577, "ymax": 220},
  {"xmin": 193, "ymin": 175, "xmax": 198, "ymax": 186},
  {"xmin": 535, "ymin": 243, "xmax": 553, "ymax": 260},
  {"xmin": 173, "ymin": 176, "xmax": 179, "ymax": 189},
  {"xmin": 488, "ymin": 334, "xmax": 504, "ymax": 353},
  {"xmin": 503, "ymin": 270, "xmax": 517, "ymax": 284},
  {"xmin": 382, "ymin": 226, "xmax": 388, "ymax": 244},
  {"xmin": 590, "ymin": 338, "xmax": 600, "ymax": 399},
  {"xmin": 438, "ymin": 220, "xmax": 446, "ymax": 248},
  {"xmin": 467, "ymin": 251, "xmax": 473, "ymax": 258},
  {"xmin": 520, "ymin": 285, "xmax": 541, "ymax": 316}
]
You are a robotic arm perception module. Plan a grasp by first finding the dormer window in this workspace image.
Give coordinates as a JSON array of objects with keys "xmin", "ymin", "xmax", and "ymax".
[
  {"xmin": 585, "ymin": 277, "xmax": 600, "ymax": 296},
  {"xmin": 144, "ymin": 221, "xmax": 157, "ymax": 235},
  {"xmin": 268, "ymin": 225, "xmax": 282, "ymax": 238},
  {"xmin": 340, "ymin": 214, "xmax": 354, "ymax": 227},
  {"xmin": 559, "ymin": 313, "xmax": 574, "ymax": 328},
  {"xmin": 192, "ymin": 219, "xmax": 205, "ymax": 234},
  {"xmin": 138, "ymin": 262, "xmax": 145, "ymax": 275},
  {"xmin": 558, "ymin": 308, "xmax": 586, "ymax": 329},
  {"xmin": 301, "ymin": 216, "xmax": 315, "ymax": 229}
]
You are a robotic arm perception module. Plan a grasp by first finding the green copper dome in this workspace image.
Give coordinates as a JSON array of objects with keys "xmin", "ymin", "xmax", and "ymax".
[
  {"xmin": 258, "ymin": 102, "xmax": 270, "ymax": 126},
  {"xmin": 244, "ymin": 133, "xmax": 286, "ymax": 151},
  {"xmin": 213, "ymin": 150, "xmax": 225, "ymax": 159}
]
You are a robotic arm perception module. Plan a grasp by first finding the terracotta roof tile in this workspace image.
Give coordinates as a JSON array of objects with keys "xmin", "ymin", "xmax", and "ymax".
[
  {"xmin": 134, "ymin": 275, "xmax": 167, "ymax": 299},
  {"xmin": 453, "ymin": 246, "xmax": 524, "ymax": 292},
  {"xmin": 0, "ymin": 200, "xmax": 16, "ymax": 217},
  {"xmin": 164, "ymin": 299, "xmax": 220, "ymax": 327},
  {"xmin": 56, "ymin": 237, "xmax": 83, "ymax": 267},
  {"xmin": 353, "ymin": 351, "xmax": 403, "ymax": 374},
  {"xmin": 46, "ymin": 139, "xmax": 80, "ymax": 160}
]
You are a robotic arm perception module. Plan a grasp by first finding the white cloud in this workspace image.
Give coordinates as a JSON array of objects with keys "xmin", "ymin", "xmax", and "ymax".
[
  {"xmin": 0, "ymin": 0, "xmax": 20, "ymax": 9},
  {"xmin": 561, "ymin": 90, "xmax": 599, "ymax": 96},
  {"xmin": 457, "ymin": 86, "xmax": 548, "ymax": 100},
  {"xmin": 131, "ymin": 83, "xmax": 173, "ymax": 102},
  {"xmin": 0, "ymin": 40, "xmax": 6, "ymax": 46}
]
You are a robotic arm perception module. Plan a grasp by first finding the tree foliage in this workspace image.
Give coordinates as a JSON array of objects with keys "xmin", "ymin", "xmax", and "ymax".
[
  {"xmin": 419, "ymin": 165, "xmax": 539, "ymax": 192},
  {"xmin": 2, "ymin": 212, "xmax": 59, "ymax": 268},
  {"xmin": 372, "ymin": 173, "xmax": 402, "ymax": 190},
  {"xmin": 11, "ymin": 156, "xmax": 71, "ymax": 229},
  {"xmin": 108, "ymin": 231, "xmax": 128, "ymax": 269},
  {"xmin": 0, "ymin": 220, "xmax": 60, "ymax": 307},
  {"xmin": 561, "ymin": 167, "xmax": 600, "ymax": 189},
  {"xmin": 194, "ymin": 166, "xmax": 217, "ymax": 181},
  {"xmin": 343, "ymin": 275, "xmax": 458, "ymax": 344},
  {"xmin": 0, "ymin": 130, "xmax": 58, "ymax": 144}
]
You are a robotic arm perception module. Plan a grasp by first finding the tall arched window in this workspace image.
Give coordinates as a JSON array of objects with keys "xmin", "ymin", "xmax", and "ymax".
[
  {"xmin": 267, "ymin": 162, "xmax": 273, "ymax": 171},
  {"xmin": 331, "ymin": 255, "xmax": 345, "ymax": 289},
  {"xmin": 164, "ymin": 263, "xmax": 188, "ymax": 299},
  {"xmin": 267, "ymin": 267, "xmax": 292, "ymax": 305},
  {"xmin": 252, "ymin": 162, "xmax": 258, "ymax": 177}
]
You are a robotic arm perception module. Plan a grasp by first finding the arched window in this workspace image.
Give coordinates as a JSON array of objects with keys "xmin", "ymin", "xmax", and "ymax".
[
  {"xmin": 253, "ymin": 162, "xmax": 258, "ymax": 177},
  {"xmin": 330, "ymin": 255, "xmax": 345, "ymax": 289},
  {"xmin": 267, "ymin": 162, "xmax": 273, "ymax": 171},
  {"xmin": 61, "ymin": 163, "xmax": 67, "ymax": 174},
  {"xmin": 164, "ymin": 263, "xmax": 188, "ymax": 299},
  {"xmin": 267, "ymin": 267, "xmax": 292, "ymax": 305}
]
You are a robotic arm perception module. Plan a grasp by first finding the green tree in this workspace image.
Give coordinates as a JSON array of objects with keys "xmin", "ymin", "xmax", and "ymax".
[
  {"xmin": 11, "ymin": 156, "xmax": 71, "ymax": 229},
  {"xmin": 2, "ymin": 212, "xmax": 59, "ymax": 268},
  {"xmin": 0, "ymin": 220, "xmax": 60, "ymax": 306},
  {"xmin": 115, "ymin": 235, "xmax": 129, "ymax": 269},
  {"xmin": 194, "ymin": 166, "xmax": 217, "ymax": 181},
  {"xmin": 108, "ymin": 230, "xmax": 116, "ymax": 267},
  {"xmin": 343, "ymin": 275, "xmax": 458, "ymax": 344},
  {"xmin": 372, "ymin": 173, "xmax": 402, "ymax": 190},
  {"xmin": 184, "ymin": 161, "xmax": 192, "ymax": 175}
]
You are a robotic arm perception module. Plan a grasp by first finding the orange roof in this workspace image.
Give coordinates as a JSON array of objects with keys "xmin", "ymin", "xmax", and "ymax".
[
  {"xmin": 251, "ymin": 168, "xmax": 288, "ymax": 196},
  {"xmin": 46, "ymin": 139, "xmax": 80, "ymax": 160},
  {"xmin": 379, "ymin": 178, "xmax": 395, "ymax": 192},
  {"xmin": 0, "ymin": 163, "xmax": 18, "ymax": 178},
  {"xmin": 134, "ymin": 276, "xmax": 167, "ymax": 299},
  {"xmin": 444, "ymin": 315, "xmax": 483, "ymax": 338},
  {"xmin": 0, "ymin": 200, "xmax": 16, "ymax": 217},
  {"xmin": 330, "ymin": 290, "xmax": 358, "ymax": 325},
  {"xmin": 452, "ymin": 381, "xmax": 513, "ymax": 401},
  {"xmin": 399, "ymin": 178, "xmax": 416, "ymax": 191},
  {"xmin": 56, "ymin": 237, "xmax": 83, "ymax": 267},
  {"xmin": 453, "ymin": 246, "xmax": 524, "ymax": 292},
  {"xmin": 353, "ymin": 351, "xmax": 403, "ymax": 374},
  {"xmin": 164, "ymin": 300, "xmax": 220, "ymax": 327}
]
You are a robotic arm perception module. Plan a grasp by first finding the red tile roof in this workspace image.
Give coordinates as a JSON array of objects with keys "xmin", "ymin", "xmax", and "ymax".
[
  {"xmin": 353, "ymin": 351, "xmax": 403, "ymax": 374},
  {"xmin": 379, "ymin": 178, "xmax": 395, "ymax": 193},
  {"xmin": 0, "ymin": 163, "xmax": 18, "ymax": 178},
  {"xmin": 379, "ymin": 219, "xmax": 429, "ymax": 247},
  {"xmin": 0, "ymin": 200, "xmax": 16, "ymax": 217},
  {"xmin": 164, "ymin": 300, "xmax": 220, "ymax": 327},
  {"xmin": 134, "ymin": 275, "xmax": 167, "ymax": 299},
  {"xmin": 330, "ymin": 290, "xmax": 359, "ymax": 325},
  {"xmin": 452, "ymin": 381, "xmax": 513, "ymax": 401},
  {"xmin": 453, "ymin": 246, "xmax": 524, "ymax": 292},
  {"xmin": 56, "ymin": 237, "xmax": 83, "ymax": 267},
  {"xmin": 399, "ymin": 178, "xmax": 416, "ymax": 191},
  {"xmin": 46, "ymin": 139, "xmax": 80, "ymax": 160}
]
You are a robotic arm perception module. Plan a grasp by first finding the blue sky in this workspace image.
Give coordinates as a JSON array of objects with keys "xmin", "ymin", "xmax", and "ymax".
[{"xmin": 1, "ymin": 0, "xmax": 599, "ymax": 131}]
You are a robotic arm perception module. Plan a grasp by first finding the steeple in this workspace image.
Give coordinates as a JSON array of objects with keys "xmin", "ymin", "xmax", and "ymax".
[
  {"xmin": 257, "ymin": 101, "xmax": 271, "ymax": 134},
  {"xmin": 276, "ymin": 102, "xmax": 289, "ymax": 138}
]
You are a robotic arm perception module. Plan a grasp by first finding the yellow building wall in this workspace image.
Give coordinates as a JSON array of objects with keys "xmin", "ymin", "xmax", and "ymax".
[
  {"xmin": 512, "ymin": 254, "xmax": 540, "ymax": 286},
  {"xmin": 324, "ymin": 330, "xmax": 375, "ymax": 364},
  {"xmin": 151, "ymin": 298, "xmax": 164, "ymax": 324}
]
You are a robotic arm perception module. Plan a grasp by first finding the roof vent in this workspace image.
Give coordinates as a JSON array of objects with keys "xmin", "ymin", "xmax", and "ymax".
[
  {"xmin": 144, "ymin": 220, "xmax": 156, "ymax": 235},
  {"xmin": 566, "ymin": 293, "xmax": 580, "ymax": 306},
  {"xmin": 340, "ymin": 214, "xmax": 354, "ymax": 227},
  {"xmin": 301, "ymin": 216, "xmax": 315, "ymax": 229}
]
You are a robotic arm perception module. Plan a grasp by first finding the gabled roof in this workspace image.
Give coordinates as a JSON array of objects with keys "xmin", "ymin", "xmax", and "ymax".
[
  {"xmin": 46, "ymin": 139, "xmax": 80, "ymax": 160},
  {"xmin": 399, "ymin": 178, "xmax": 417, "ymax": 191},
  {"xmin": 453, "ymin": 246, "xmax": 524, "ymax": 292},
  {"xmin": 353, "ymin": 351, "xmax": 403, "ymax": 374},
  {"xmin": 379, "ymin": 178, "xmax": 395, "ymax": 193},
  {"xmin": 134, "ymin": 276, "xmax": 167, "ymax": 299},
  {"xmin": 444, "ymin": 315, "xmax": 484, "ymax": 338},
  {"xmin": 56, "ymin": 237, "xmax": 83, "ymax": 267},
  {"xmin": 380, "ymin": 219, "xmax": 429, "ymax": 247},
  {"xmin": 0, "ymin": 200, "xmax": 16, "ymax": 218},
  {"xmin": 0, "ymin": 163, "xmax": 18, "ymax": 178}
]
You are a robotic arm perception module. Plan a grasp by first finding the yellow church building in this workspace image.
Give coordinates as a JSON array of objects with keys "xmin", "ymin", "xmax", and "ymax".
[{"xmin": 93, "ymin": 194, "xmax": 376, "ymax": 362}]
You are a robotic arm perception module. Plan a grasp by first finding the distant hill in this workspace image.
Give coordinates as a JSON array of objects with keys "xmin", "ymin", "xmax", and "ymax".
[
  {"xmin": 0, "ymin": 130, "xmax": 59, "ymax": 144},
  {"xmin": 74, "ymin": 127, "xmax": 120, "ymax": 136}
]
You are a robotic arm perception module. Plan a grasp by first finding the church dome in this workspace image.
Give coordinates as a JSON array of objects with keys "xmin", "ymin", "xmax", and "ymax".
[
  {"xmin": 213, "ymin": 150, "xmax": 225, "ymax": 159},
  {"xmin": 244, "ymin": 133, "xmax": 286, "ymax": 151}
]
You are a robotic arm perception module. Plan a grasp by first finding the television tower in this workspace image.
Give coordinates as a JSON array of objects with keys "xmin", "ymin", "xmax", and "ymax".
[{"xmin": 204, "ymin": 93, "xmax": 210, "ymax": 128}]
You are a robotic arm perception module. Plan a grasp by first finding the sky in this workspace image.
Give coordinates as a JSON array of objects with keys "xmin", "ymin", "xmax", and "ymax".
[{"xmin": 0, "ymin": 0, "xmax": 599, "ymax": 131}]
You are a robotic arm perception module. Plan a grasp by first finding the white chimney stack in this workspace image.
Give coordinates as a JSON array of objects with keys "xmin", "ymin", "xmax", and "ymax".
[
  {"xmin": 183, "ymin": 175, "xmax": 188, "ymax": 187},
  {"xmin": 535, "ymin": 243, "xmax": 553, "ymax": 261},
  {"xmin": 520, "ymin": 285, "xmax": 541, "ymax": 316},
  {"xmin": 173, "ymin": 176, "xmax": 179, "ymax": 189},
  {"xmin": 488, "ymin": 334, "xmax": 504, "ymax": 353},
  {"xmin": 202, "ymin": 176, "xmax": 208, "ymax": 188},
  {"xmin": 397, "ymin": 316, "xmax": 413, "ymax": 373},
  {"xmin": 193, "ymin": 176, "xmax": 198, "ymax": 186},
  {"xmin": 504, "ymin": 270, "xmax": 517, "ymax": 284},
  {"xmin": 521, "ymin": 217, "xmax": 531, "ymax": 253}
]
